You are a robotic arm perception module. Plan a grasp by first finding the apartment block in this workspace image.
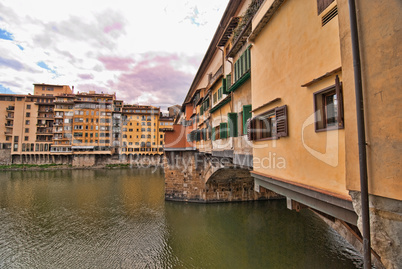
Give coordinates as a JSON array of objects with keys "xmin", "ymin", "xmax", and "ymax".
[{"xmin": 0, "ymin": 84, "xmax": 177, "ymax": 164}]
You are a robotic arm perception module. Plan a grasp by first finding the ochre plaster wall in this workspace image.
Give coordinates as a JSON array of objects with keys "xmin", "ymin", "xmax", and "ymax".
[{"xmin": 251, "ymin": 0, "xmax": 349, "ymax": 197}]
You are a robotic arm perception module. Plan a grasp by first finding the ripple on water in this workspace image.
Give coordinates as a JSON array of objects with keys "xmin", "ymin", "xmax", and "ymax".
[{"xmin": 0, "ymin": 168, "xmax": 364, "ymax": 269}]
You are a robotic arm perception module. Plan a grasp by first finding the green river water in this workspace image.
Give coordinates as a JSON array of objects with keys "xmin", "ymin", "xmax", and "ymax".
[{"xmin": 0, "ymin": 168, "xmax": 363, "ymax": 268}]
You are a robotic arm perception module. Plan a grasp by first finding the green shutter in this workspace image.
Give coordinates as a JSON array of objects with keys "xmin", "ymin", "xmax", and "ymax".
[
  {"xmin": 243, "ymin": 105, "xmax": 252, "ymax": 135},
  {"xmin": 220, "ymin": 122, "xmax": 228, "ymax": 139},
  {"xmin": 222, "ymin": 78, "xmax": 228, "ymax": 94},
  {"xmin": 241, "ymin": 54, "xmax": 244, "ymax": 77},
  {"xmin": 235, "ymin": 61, "xmax": 239, "ymax": 81},
  {"xmin": 228, "ymin": 113, "xmax": 238, "ymax": 137},
  {"xmin": 212, "ymin": 127, "xmax": 216, "ymax": 141},
  {"xmin": 200, "ymin": 104, "xmax": 204, "ymax": 115},
  {"xmin": 247, "ymin": 48, "xmax": 251, "ymax": 71}
]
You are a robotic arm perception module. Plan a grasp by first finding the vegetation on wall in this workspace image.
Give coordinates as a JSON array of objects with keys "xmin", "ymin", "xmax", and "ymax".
[{"xmin": 233, "ymin": 0, "xmax": 264, "ymax": 42}]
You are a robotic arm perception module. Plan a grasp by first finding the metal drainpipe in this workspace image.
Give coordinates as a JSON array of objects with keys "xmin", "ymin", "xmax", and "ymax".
[{"xmin": 347, "ymin": 0, "xmax": 371, "ymax": 268}]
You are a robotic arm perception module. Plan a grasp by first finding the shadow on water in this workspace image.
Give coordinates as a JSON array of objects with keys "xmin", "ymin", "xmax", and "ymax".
[
  {"xmin": 162, "ymin": 200, "xmax": 363, "ymax": 269},
  {"xmin": 0, "ymin": 168, "xmax": 363, "ymax": 268}
]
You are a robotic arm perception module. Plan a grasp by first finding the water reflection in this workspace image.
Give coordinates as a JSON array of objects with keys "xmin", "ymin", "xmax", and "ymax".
[{"xmin": 0, "ymin": 168, "xmax": 362, "ymax": 268}]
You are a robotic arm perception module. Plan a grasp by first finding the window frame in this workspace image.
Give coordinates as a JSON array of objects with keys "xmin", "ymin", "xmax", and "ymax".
[
  {"xmin": 313, "ymin": 77, "xmax": 344, "ymax": 132},
  {"xmin": 248, "ymin": 105, "xmax": 288, "ymax": 141}
]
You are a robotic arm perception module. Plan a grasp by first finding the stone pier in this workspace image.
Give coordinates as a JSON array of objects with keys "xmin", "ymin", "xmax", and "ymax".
[{"xmin": 164, "ymin": 151, "xmax": 282, "ymax": 203}]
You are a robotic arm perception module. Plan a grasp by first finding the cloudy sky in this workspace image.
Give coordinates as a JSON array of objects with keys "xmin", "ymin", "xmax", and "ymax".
[{"xmin": 0, "ymin": 0, "xmax": 229, "ymax": 110}]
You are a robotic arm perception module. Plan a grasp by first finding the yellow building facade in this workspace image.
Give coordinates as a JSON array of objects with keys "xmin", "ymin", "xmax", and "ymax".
[
  {"xmin": 166, "ymin": 0, "xmax": 401, "ymax": 267},
  {"xmin": 0, "ymin": 84, "xmax": 175, "ymax": 164}
]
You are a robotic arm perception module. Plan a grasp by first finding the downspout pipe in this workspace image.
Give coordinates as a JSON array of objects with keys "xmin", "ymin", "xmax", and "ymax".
[{"xmin": 347, "ymin": 0, "xmax": 371, "ymax": 268}]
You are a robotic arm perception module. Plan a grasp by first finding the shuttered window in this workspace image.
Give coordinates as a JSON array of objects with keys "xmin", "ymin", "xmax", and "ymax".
[
  {"xmin": 226, "ymin": 74, "xmax": 232, "ymax": 89},
  {"xmin": 314, "ymin": 76, "xmax": 344, "ymax": 131},
  {"xmin": 222, "ymin": 78, "xmax": 228, "ymax": 94},
  {"xmin": 242, "ymin": 105, "xmax": 252, "ymax": 135},
  {"xmin": 212, "ymin": 127, "xmax": 216, "ymax": 141},
  {"xmin": 233, "ymin": 47, "xmax": 251, "ymax": 84},
  {"xmin": 220, "ymin": 122, "xmax": 228, "ymax": 139},
  {"xmin": 247, "ymin": 105, "xmax": 288, "ymax": 141},
  {"xmin": 228, "ymin": 113, "xmax": 238, "ymax": 137},
  {"xmin": 218, "ymin": 87, "xmax": 223, "ymax": 100}
]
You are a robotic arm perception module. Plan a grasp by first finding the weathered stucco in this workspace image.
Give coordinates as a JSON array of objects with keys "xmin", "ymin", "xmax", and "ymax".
[{"xmin": 251, "ymin": 0, "xmax": 348, "ymax": 197}]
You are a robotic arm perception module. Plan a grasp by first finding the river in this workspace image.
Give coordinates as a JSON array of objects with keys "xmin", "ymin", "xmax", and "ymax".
[{"xmin": 0, "ymin": 168, "xmax": 363, "ymax": 268}]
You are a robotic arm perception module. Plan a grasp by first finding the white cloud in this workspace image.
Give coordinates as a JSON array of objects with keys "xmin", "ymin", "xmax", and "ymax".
[{"xmin": 0, "ymin": 0, "xmax": 229, "ymax": 106}]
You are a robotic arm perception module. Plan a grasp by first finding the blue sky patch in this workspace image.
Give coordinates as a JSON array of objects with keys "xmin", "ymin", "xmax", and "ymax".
[
  {"xmin": 0, "ymin": 28, "xmax": 14, "ymax": 41},
  {"xmin": 37, "ymin": 61, "xmax": 58, "ymax": 77},
  {"xmin": 0, "ymin": 84, "xmax": 16, "ymax": 94},
  {"xmin": 37, "ymin": 61, "xmax": 51, "ymax": 70},
  {"xmin": 17, "ymin": 44, "xmax": 24, "ymax": 50}
]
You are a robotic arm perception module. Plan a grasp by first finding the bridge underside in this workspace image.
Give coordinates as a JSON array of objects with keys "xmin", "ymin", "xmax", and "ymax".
[
  {"xmin": 163, "ymin": 151, "xmax": 281, "ymax": 203},
  {"xmin": 252, "ymin": 172, "xmax": 357, "ymax": 225}
]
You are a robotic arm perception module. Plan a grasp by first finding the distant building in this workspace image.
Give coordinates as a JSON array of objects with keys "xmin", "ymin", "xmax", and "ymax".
[
  {"xmin": 168, "ymin": 105, "xmax": 181, "ymax": 118},
  {"xmin": 0, "ymin": 84, "xmax": 174, "ymax": 162}
]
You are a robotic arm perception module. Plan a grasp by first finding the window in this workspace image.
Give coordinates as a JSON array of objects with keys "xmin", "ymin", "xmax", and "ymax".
[
  {"xmin": 242, "ymin": 105, "xmax": 252, "ymax": 135},
  {"xmin": 314, "ymin": 76, "xmax": 344, "ymax": 131},
  {"xmin": 24, "ymin": 136, "xmax": 29, "ymax": 141},
  {"xmin": 317, "ymin": 0, "xmax": 334, "ymax": 15},
  {"xmin": 25, "ymin": 128, "xmax": 29, "ymax": 133},
  {"xmin": 234, "ymin": 47, "xmax": 251, "ymax": 83},
  {"xmin": 25, "ymin": 120, "xmax": 30, "ymax": 125},
  {"xmin": 26, "ymin": 104, "xmax": 31, "ymax": 109},
  {"xmin": 248, "ymin": 105, "xmax": 288, "ymax": 140},
  {"xmin": 26, "ymin": 112, "xmax": 30, "ymax": 117},
  {"xmin": 228, "ymin": 113, "xmax": 238, "ymax": 137}
]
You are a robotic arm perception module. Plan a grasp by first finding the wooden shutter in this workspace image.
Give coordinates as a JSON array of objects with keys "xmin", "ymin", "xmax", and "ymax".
[
  {"xmin": 246, "ymin": 118, "xmax": 253, "ymax": 141},
  {"xmin": 275, "ymin": 105, "xmax": 288, "ymax": 137},
  {"xmin": 243, "ymin": 105, "xmax": 252, "ymax": 135},
  {"xmin": 200, "ymin": 103, "xmax": 204, "ymax": 115},
  {"xmin": 246, "ymin": 48, "xmax": 251, "ymax": 71},
  {"xmin": 222, "ymin": 78, "xmax": 228, "ymax": 94},
  {"xmin": 335, "ymin": 75, "xmax": 343, "ymax": 127},
  {"xmin": 220, "ymin": 122, "xmax": 228, "ymax": 139},
  {"xmin": 234, "ymin": 62, "xmax": 238, "ymax": 82},
  {"xmin": 228, "ymin": 113, "xmax": 238, "ymax": 137}
]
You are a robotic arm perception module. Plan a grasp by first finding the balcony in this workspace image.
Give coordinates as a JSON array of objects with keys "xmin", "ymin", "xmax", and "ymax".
[
  {"xmin": 38, "ymin": 108, "xmax": 53, "ymax": 113},
  {"xmin": 6, "ymin": 106, "xmax": 15, "ymax": 111},
  {"xmin": 208, "ymin": 65, "xmax": 223, "ymax": 86},
  {"xmin": 36, "ymin": 138, "xmax": 53, "ymax": 142},
  {"xmin": 36, "ymin": 129, "xmax": 53, "ymax": 135},
  {"xmin": 37, "ymin": 115, "xmax": 54, "ymax": 120},
  {"xmin": 5, "ymin": 123, "xmax": 13, "ymax": 128},
  {"xmin": 5, "ymin": 115, "xmax": 14, "ymax": 120},
  {"xmin": 4, "ymin": 131, "xmax": 12, "ymax": 136}
]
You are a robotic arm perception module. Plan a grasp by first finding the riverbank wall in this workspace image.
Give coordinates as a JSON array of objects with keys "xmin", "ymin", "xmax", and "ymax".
[{"xmin": 4, "ymin": 149, "xmax": 164, "ymax": 168}]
